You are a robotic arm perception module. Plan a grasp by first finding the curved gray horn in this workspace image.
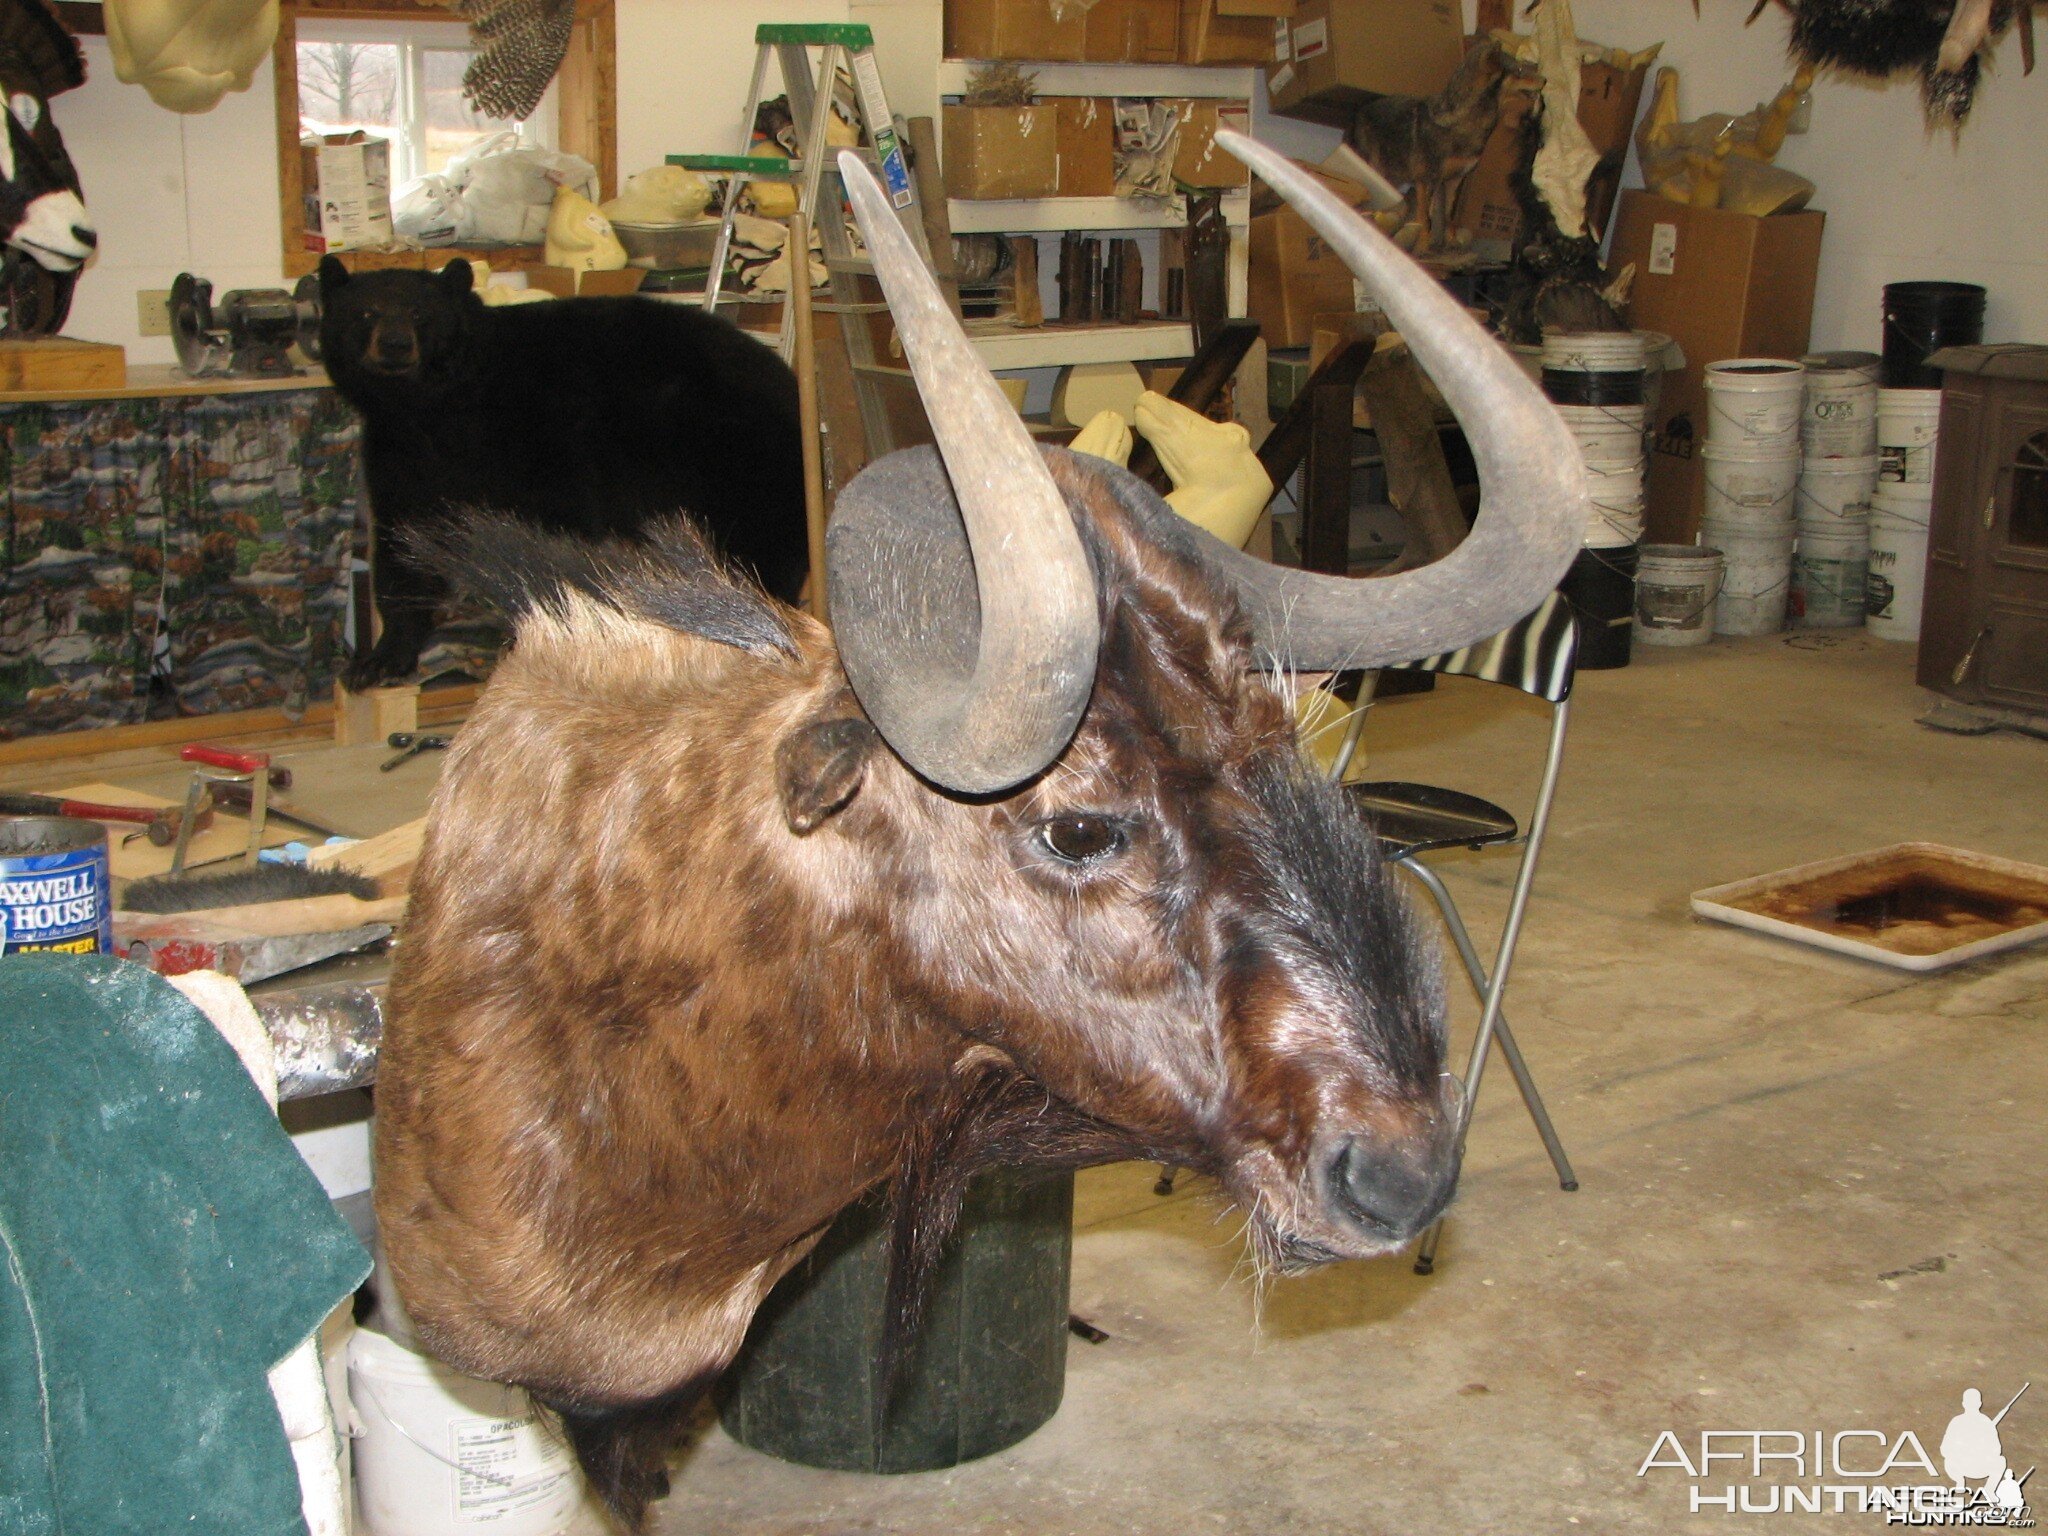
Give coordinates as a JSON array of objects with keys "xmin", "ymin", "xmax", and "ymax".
[
  {"xmin": 827, "ymin": 150, "xmax": 1100, "ymax": 794},
  {"xmin": 1209, "ymin": 129, "xmax": 1586, "ymax": 671}
]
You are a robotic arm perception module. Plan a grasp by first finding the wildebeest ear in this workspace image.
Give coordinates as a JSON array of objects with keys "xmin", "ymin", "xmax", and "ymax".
[
  {"xmin": 318, "ymin": 255, "xmax": 349, "ymax": 292},
  {"xmin": 440, "ymin": 259, "xmax": 475, "ymax": 295},
  {"xmin": 776, "ymin": 717, "xmax": 879, "ymax": 834}
]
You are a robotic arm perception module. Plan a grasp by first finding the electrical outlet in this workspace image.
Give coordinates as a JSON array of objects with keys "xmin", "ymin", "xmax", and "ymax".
[{"xmin": 136, "ymin": 289, "xmax": 172, "ymax": 337}]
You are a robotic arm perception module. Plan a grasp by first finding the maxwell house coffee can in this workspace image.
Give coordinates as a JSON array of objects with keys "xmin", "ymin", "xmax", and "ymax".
[{"xmin": 0, "ymin": 816, "xmax": 113, "ymax": 956}]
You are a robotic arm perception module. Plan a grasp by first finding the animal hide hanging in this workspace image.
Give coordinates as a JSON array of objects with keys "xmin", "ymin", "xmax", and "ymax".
[
  {"xmin": 454, "ymin": 0, "xmax": 573, "ymax": 124},
  {"xmin": 1528, "ymin": 0, "xmax": 1600, "ymax": 238},
  {"xmin": 1744, "ymin": 0, "xmax": 2037, "ymax": 126}
]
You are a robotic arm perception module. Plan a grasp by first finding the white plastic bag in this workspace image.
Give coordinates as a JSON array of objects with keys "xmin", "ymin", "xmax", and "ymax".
[
  {"xmin": 429, "ymin": 133, "xmax": 598, "ymax": 247},
  {"xmin": 393, "ymin": 174, "xmax": 462, "ymax": 245}
]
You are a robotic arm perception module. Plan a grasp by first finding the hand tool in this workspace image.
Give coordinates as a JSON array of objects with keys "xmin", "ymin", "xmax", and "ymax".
[
  {"xmin": 180, "ymin": 743, "xmax": 292, "ymax": 790},
  {"xmin": 381, "ymin": 732, "xmax": 452, "ymax": 771},
  {"xmin": 0, "ymin": 791, "xmax": 203, "ymax": 847}
]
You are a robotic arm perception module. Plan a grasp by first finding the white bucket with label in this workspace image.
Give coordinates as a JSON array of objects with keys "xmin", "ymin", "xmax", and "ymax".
[
  {"xmin": 1705, "ymin": 358, "xmax": 1805, "ymax": 449},
  {"xmin": 1866, "ymin": 492, "xmax": 1931, "ymax": 641},
  {"xmin": 1701, "ymin": 441, "xmax": 1799, "ymax": 529},
  {"xmin": 1801, "ymin": 367, "xmax": 1879, "ymax": 458},
  {"xmin": 349, "ymin": 1326, "xmax": 585, "ymax": 1536},
  {"xmin": 1584, "ymin": 458, "xmax": 1645, "ymax": 547},
  {"xmin": 1700, "ymin": 518, "xmax": 1796, "ymax": 636},
  {"xmin": 1792, "ymin": 522, "xmax": 1868, "ymax": 630},
  {"xmin": 1795, "ymin": 453, "xmax": 1878, "ymax": 528},
  {"xmin": 1877, "ymin": 388, "xmax": 1942, "ymax": 486},
  {"xmin": 1633, "ymin": 543, "xmax": 1723, "ymax": 646},
  {"xmin": 1555, "ymin": 401, "xmax": 1645, "ymax": 464}
]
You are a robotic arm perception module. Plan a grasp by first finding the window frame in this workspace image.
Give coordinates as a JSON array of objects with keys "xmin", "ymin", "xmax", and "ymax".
[{"xmin": 273, "ymin": 0, "xmax": 617, "ymax": 278}]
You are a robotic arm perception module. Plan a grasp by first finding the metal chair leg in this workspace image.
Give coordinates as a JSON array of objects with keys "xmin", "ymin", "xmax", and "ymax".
[{"xmin": 1403, "ymin": 858, "xmax": 1576, "ymax": 1192}]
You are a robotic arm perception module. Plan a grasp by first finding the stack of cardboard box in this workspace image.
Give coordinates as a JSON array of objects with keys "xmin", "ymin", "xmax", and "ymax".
[{"xmin": 943, "ymin": 0, "xmax": 1293, "ymax": 67}]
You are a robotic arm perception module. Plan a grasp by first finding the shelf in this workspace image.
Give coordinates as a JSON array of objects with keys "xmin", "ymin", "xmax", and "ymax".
[
  {"xmin": 967, "ymin": 320, "xmax": 1194, "ymax": 370},
  {"xmin": 947, "ymin": 188, "xmax": 1250, "ymax": 234},
  {"xmin": 937, "ymin": 60, "xmax": 1257, "ymax": 99}
]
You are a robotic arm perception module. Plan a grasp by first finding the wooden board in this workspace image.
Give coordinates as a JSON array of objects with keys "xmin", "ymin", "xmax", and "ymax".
[
  {"xmin": 0, "ymin": 339, "xmax": 127, "ymax": 393},
  {"xmin": 306, "ymin": 815, "xmax": 426, "ymax": 896},
  {"xmin": 57, "ymin": 781, "xmax": 296, "ymax": 880}
]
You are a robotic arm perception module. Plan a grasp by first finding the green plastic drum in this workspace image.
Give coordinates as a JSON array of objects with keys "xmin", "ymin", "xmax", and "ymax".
[{"xmin": 717, "ymin": 1168, "xmax": 1074, "ymax": 1473}]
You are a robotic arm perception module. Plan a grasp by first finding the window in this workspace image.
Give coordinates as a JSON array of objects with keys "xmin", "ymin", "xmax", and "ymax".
[
  {"xmin": 295, "ymin": 18, "xmax": 558, "ymax": 194},
  {"xmin": 273, "ymin": 0, "xmax": 616, "ymax": 277}
]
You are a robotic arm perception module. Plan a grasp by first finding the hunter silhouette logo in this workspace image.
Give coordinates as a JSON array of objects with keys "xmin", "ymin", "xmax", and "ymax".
[{"xmin": 1638, "ymin": 1381, "xmax": 2034, "ymax": 1522}]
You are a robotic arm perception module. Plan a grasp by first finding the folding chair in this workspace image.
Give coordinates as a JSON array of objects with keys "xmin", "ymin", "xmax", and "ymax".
[{"xmin": 1324, "ymin": 591, "xmax": 1580, "ymax": 1275}]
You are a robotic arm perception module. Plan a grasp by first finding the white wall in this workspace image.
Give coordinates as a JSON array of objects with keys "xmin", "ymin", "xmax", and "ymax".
[
  {"xmin": 54, "ymin": 0, "xmax": 853, "ymax": 363},
  {"xmin": 1562, "ymin": 0, "xmax": 2047, "ymax": 353}
]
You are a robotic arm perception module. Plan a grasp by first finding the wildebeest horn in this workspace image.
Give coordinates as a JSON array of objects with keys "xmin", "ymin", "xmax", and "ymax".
[
  {"xmin": 1205, "ymin": 130, "xmax": 1585, "ymax": 671},
  {"xmin": 828, "ymin": 150, "xmax": 1101, "ymax": 794}
]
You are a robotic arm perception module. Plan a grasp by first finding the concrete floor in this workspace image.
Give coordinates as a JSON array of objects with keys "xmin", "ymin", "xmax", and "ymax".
[{"xmin": 16, "ymin": 635, "xmax": 2042, "ymax": 1532}]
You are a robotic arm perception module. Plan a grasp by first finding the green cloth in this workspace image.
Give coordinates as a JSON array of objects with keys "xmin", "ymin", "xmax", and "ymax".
[{"xmin": 0, "ymin": 956, "xmax": 372, "ymax": 1536}]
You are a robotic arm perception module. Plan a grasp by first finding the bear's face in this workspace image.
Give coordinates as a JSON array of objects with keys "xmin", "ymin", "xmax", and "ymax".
[{"xmin": 319, "ymin": 257, "xmax": 477, "ymax": 386}]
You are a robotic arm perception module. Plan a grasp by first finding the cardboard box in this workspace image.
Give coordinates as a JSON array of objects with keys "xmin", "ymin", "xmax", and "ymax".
[
  {"xmin": 526, "ymin": 267, "xmax": 647, "ymax": 298},
  {"xmin": 1165, "ymin": 100, "xmax": 1252, "ymax": 187},
  {"xmin": 1048, "ymin": 97, "xmax": 1116, "ymax": 197},
  {"xmin": 301, "ymin": 132, "xmax": 394, "ymax": 253},
  {"xmin": 943, "ymin": 104, "xmax": 1060, "ymax": 199},
  {"xmin": 944, "ymin": 0, "xmax": 1086, "ymax": 60},
  {"xmin": 1083, "ymin": 0, "xmax": 1181, "ymax": 62},
  {"xmin": 1266, "ymin": 0, "xmax": 1465, "ymax": 127},
  {"xmin": 1451, "ymin": 57, "xmax": 1650, "ymax": 258},
  {"xmin": 1246, "ymin": 163, "xmax": 1376, "ymax": 348},
  {"xmin": 1179, "ymin": 0, "xmax": 1288, "ymax": 64},
  {"xmin": 1608, "ymin": 190, "xmax": 1826, "ymax": 543}
]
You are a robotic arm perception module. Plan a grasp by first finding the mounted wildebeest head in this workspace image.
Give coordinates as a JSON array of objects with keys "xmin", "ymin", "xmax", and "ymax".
[
  {"xmin": 373, "ymin": 136, "xmax": 1585, "ymax": 1530},
  {"xmin": 0, "ymin": 0, "xmax": 93, "ymax": 336}
]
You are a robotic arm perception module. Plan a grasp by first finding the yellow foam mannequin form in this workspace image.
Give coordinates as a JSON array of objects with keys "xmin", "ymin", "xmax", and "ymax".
[{"xmin": 544, "ymin": 186, "xmax": 628, "ymax": 275}]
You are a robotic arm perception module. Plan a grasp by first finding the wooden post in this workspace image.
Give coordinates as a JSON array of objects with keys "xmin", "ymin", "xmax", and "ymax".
[{"xmin": 790, "ymin": 214, "xmax": 830, "ymax": 624}]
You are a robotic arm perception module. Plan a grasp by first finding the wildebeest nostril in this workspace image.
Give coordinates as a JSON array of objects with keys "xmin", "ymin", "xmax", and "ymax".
[
  {"xmin": 71, "ymin": 226, "xmax": 94, "ymax": 250},
  {"xmin": 1329, "ymin": 1136, "xmax": 1456, "ymax": 1238}
]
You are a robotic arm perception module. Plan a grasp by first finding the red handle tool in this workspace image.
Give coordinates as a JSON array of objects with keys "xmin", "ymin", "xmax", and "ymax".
[{"xmin": 180, "ymin": 744, "xmax": 293, "ymax": 789}]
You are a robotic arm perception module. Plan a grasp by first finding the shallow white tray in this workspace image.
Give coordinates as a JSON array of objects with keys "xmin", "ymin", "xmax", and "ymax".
[{"xmin": 1690, "ymin": 841, "xmax": 2048, "ymax": 972}]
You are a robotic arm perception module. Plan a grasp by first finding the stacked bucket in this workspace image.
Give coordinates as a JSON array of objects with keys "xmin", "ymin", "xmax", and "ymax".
[
  {"xmin": 1542, "ymin": 329, "xmax": 1647, "ymax": 668},
  {"xmin": 1791, "ymin": 352, "xmax": 1880, "ymax": 629},
  {"xmin": 1867, "ymin": 282, "xmax": 1984, "ymax": 640},
  {"xmin": 1699, "ymin": 358, "xmax": 1805, "ymax": 635}
]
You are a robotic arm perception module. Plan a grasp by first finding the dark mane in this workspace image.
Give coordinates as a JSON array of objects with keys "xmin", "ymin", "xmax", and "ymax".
[
  {"xmin": 405, "ymin": 513, "xmax": 796, "ymax": 657},
  {"xmin": 0, "ymin": 0, "xmax": 84, "ymax": 96}
]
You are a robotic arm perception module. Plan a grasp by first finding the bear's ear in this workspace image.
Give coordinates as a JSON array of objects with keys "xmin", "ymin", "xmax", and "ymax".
[
  {"xmin": 317, "ymin": 255, "xmax": 349, "ymax": 292},
  {"xmin": 440, "ymin": 260, "xmax": 475, "ymax": 296}
]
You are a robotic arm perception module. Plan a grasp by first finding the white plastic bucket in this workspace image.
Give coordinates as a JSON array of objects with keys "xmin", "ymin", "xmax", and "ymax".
[
  {"xmin": 1634, "ymin": 543, "xmax": 1723, "ymax": 646},
  {"xmin": 1555, "ymin": 401, "xmax": 1645, "ymax": 463},
  {"xmin": 1801, "ymin": 368, "xmax": 1879, "ymax": 458},
  {"xmin": 349, "ymin": 1327, "xmax": 584, "ymax": 1536},
  {"xmin": 1700, "ymin": 518, "xmax": 1796, "ymax": 636},
  {"xmin": 1705, "ymin": 358, "xmax": 1805, "ymax": 449},
  {"xmin": 1543, "ymin": 329, "xmax": 1647, "ymax": 373},
  {"xmin": 1701, "ymin": 441, "xmax": 1799, "ymax": 529},
  {"xmin": 1877, "ymin": 387, "xmax": 1942, "ymax": 485},
  {"xmin": 1639, "ymin": 330, "xmax": 1678, "ymax": 426},
  {"xmin": 1583, "ymin": 458, "xmax": 1645, "ymax": 547},
  {"xmin": 1792, "ymin": 523, "xmax": 1868, "ymax": 630},
  {"xmin": 1795, "ymin": 454, "xmax": 1878, "ymax": 528},
  {"xmin": 1866, "ymin": 494, "xmax": 1931, "ymax": 641}
]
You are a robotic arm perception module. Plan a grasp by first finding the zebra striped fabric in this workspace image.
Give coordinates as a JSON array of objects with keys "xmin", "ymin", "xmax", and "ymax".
[{"xmin": 1388, "ymin": 591, "xmax": 1580, "ymax": 703}]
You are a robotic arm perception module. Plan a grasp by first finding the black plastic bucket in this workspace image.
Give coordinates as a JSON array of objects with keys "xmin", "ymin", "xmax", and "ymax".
[
  {"xmin": 1559, "ymin": 543, "xmax": 1640, "ymax": 670},
  {"xmin": 1881, "ymin": 282, "xmax": 1986, "ymax": 388},
  {"xmin": 1542, "ymin": 367, "xmax": 1645, "ymax": 406}
]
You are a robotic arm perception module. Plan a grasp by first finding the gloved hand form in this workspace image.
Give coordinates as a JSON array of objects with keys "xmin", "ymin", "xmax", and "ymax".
[{"xmin": 1069, "ymin": 393, "xmax": 1274, "ymax": 551}]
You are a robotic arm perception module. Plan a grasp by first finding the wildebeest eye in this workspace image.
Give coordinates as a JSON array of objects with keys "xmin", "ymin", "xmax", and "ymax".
[
  {"xmin": 1036, "ymin": 815, "xmax": 1127, "ymax": 865},
  {"xmin": 8, "ymin": 94, "xmax": 38, "ymax": 130}
]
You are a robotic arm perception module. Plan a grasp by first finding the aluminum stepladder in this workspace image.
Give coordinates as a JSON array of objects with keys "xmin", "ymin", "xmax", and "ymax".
[{"xmin": 670, "ymin": 22, "xmax": 936, "ymax": 464}]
